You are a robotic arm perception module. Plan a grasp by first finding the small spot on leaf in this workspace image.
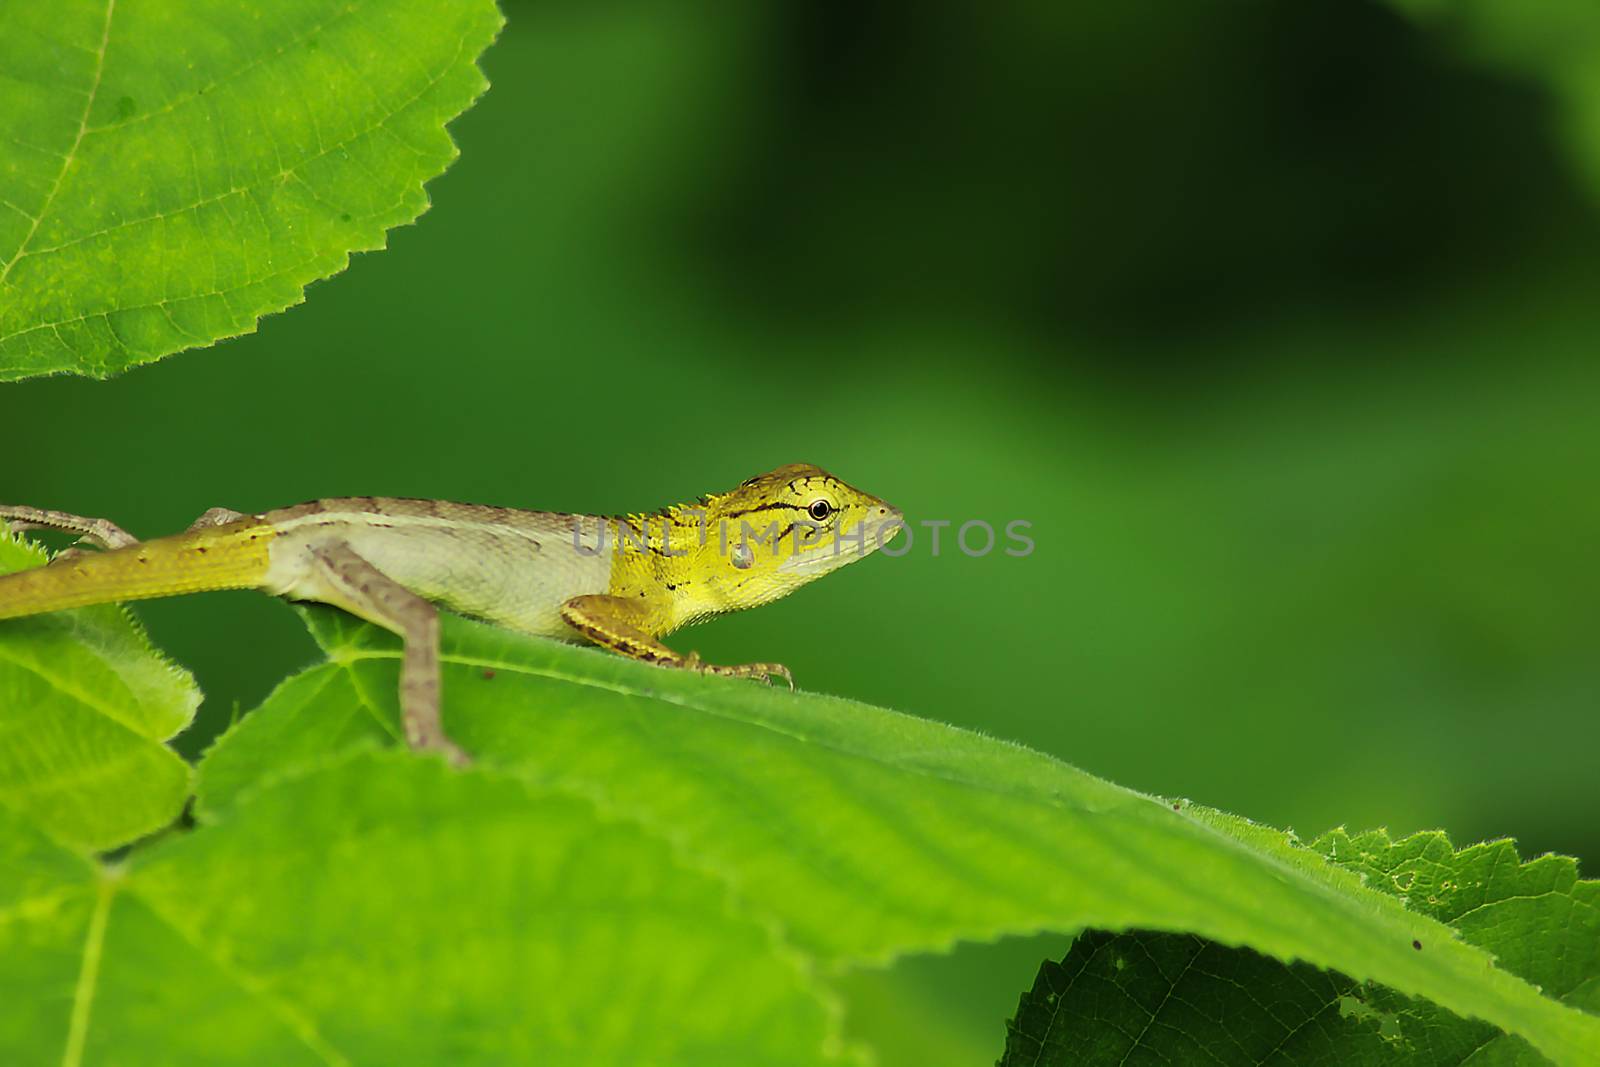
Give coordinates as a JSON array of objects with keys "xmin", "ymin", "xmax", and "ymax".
[{"xmin": 1337, "ymin": 994, "xmax": 1404, "ymax": 1042}]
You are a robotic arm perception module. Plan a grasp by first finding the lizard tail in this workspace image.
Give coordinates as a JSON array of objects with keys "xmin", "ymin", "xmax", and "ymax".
[{"xmin": 0, "ymin": 520, "xmax": 276, "ymax": 620}]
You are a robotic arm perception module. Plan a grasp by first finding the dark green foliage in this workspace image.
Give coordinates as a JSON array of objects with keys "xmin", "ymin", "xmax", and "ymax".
[{"xmin": 1001, "ymin": 830, "xmax": 1600, "ymax": 1065}]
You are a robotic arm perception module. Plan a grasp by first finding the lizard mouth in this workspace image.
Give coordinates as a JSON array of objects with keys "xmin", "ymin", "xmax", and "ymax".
[{"xmin": 775, "ymin": 508, "xmax": 903, "ymax": 575}]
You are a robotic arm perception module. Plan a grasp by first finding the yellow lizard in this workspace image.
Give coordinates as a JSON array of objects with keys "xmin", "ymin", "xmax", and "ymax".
[{"xmin": 0, "ymin": 463, "xmax": 902, "ymax": 763}]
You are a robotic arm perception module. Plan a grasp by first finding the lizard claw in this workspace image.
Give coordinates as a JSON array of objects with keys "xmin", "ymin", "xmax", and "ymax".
[
  {"xmin": 765, "ymin": 663, "xmax": 796, "ymax": 690},
  {"xmin": 700, "ymin": 660, "xmax": 794, "ymax": 689}
]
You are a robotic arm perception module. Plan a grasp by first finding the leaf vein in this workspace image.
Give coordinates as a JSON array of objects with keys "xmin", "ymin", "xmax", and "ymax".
[
  {"xmin": 0, "ymin": 35, "xmax": 464, "ymax": 348},
  {"xmin": 119, "ymin": 888, "xmax": 353, "ymax": 1067},
  {"xmin": 0, "ymin": 0, "xmax": 115, "ymax": 287},
  {"xmin": 79, "ymin": 1, "xmax": 372, "ymax": 139},
  {"xmin": 0, "ymin": 642, "xmax": 149, "ymax": 738},
  {"xmin": 60, "ymin": 875, "xmax": 114, "ymax": 1067}
]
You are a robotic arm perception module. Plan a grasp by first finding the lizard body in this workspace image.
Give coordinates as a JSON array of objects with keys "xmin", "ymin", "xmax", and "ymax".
[{"xmin": 0, "ymin": 465, "xmax": 901, "ymax": 762}]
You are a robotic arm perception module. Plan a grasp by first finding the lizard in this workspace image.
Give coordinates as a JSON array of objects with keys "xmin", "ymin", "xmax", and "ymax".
[{"xmin": 0, "ymin": 463, "xmax": 902, "ymax": 764}]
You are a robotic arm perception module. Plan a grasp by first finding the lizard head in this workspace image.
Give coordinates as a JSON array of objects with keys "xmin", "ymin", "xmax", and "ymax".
[{"xmin": 684, "ymin": 463, "xmax": 903, "ymax": 605}]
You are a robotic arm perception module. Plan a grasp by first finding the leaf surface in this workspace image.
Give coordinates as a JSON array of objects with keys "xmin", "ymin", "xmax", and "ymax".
[
  {"xmin": 1000, "ymin": 930, "xmax": 1493, "ymax": 1066},
  {"xmin": 998, "ymin": 831, "xmax": 1600, "ymax": 1064},
  {"xmin": 196, "ymin": 609, "xmax": 1600, "ymax": 1066},
  {"xmin": 0, "ymin": 0, "xmax": 502, "ymax": 380},
  {"xmin": 0, "ymin": 531, "xmax": 196, "ymax": 850},
  {"xmin": 0, "ymin": 752, "xmax": 854, "ymax": 1066}
]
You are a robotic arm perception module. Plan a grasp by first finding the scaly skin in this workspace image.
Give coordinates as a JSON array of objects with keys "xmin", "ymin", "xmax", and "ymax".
[
  {"xmin": 0, "ymin": 518, "xmax": 275, "ymax": 614},
  {"xmin": 579, "ymin": 463, "xmax": 902, "ymax": 684},
  {"xmin": 0, "ymin": 464, "xmax": 902, "ymax": 762}
]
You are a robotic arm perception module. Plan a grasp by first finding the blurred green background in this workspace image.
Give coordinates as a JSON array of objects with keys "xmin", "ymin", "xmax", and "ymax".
[{"xmin": 5, "ymin": 1, "xmax": 1599, "ymax": 1061}]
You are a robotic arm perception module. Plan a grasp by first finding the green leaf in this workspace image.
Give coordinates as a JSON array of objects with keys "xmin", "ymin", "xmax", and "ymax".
[
  {"xmin": 1313, "ymin": 829, "xmax": 1600, "ymax": 1063},
  {"xmin": 0, "ymin": 751, "xmax": 855, "ymax": 1066},
  {"xmin": 0, "ymin": 0, "xmax": 503, "ymax": 381},
  {"xmin": 0, "ymin": 806, "xmax": 102, "ymax": 1059},
  {"xmin": 999, "ymin": 930, "xmax": 1496, "ymax": 1066},
  {"xmin": 197, "ymin": 608, "xmax": 1600, "ymax": 1067},
  {"xmin": 0, "ymin": 530, "xmax": 197, "ymax": 851},
  {"xmin": 998, "ymin": 832, "xmax": 1600, "ymax": 1064}
]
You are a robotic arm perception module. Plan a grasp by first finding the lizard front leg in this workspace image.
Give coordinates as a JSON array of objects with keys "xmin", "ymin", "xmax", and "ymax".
[
  {"xmin": 304, "ymin": 541, "xmax": 468, "ymax": 766},
  {"xmin": 560, "ymin": 594, "xmax": 794, "ymax": 688}
]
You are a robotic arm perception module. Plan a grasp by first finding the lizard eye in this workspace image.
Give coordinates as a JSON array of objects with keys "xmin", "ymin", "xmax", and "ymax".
[{"xmin": 808, "ymin": 499, "xmax": 833, "ymax": 522}]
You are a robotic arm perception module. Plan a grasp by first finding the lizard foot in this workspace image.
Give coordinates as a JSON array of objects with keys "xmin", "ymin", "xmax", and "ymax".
[
  {"xmin": 698, "ymin": 660, "xmax": 795, "ymax": 690},
  {"xmin": 0, "ymin": 506, "xmax": 138, "ymax": 551},
  {"xmin": 408, "ymin": 729, "xmax": 473, "ymax": 768}
]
